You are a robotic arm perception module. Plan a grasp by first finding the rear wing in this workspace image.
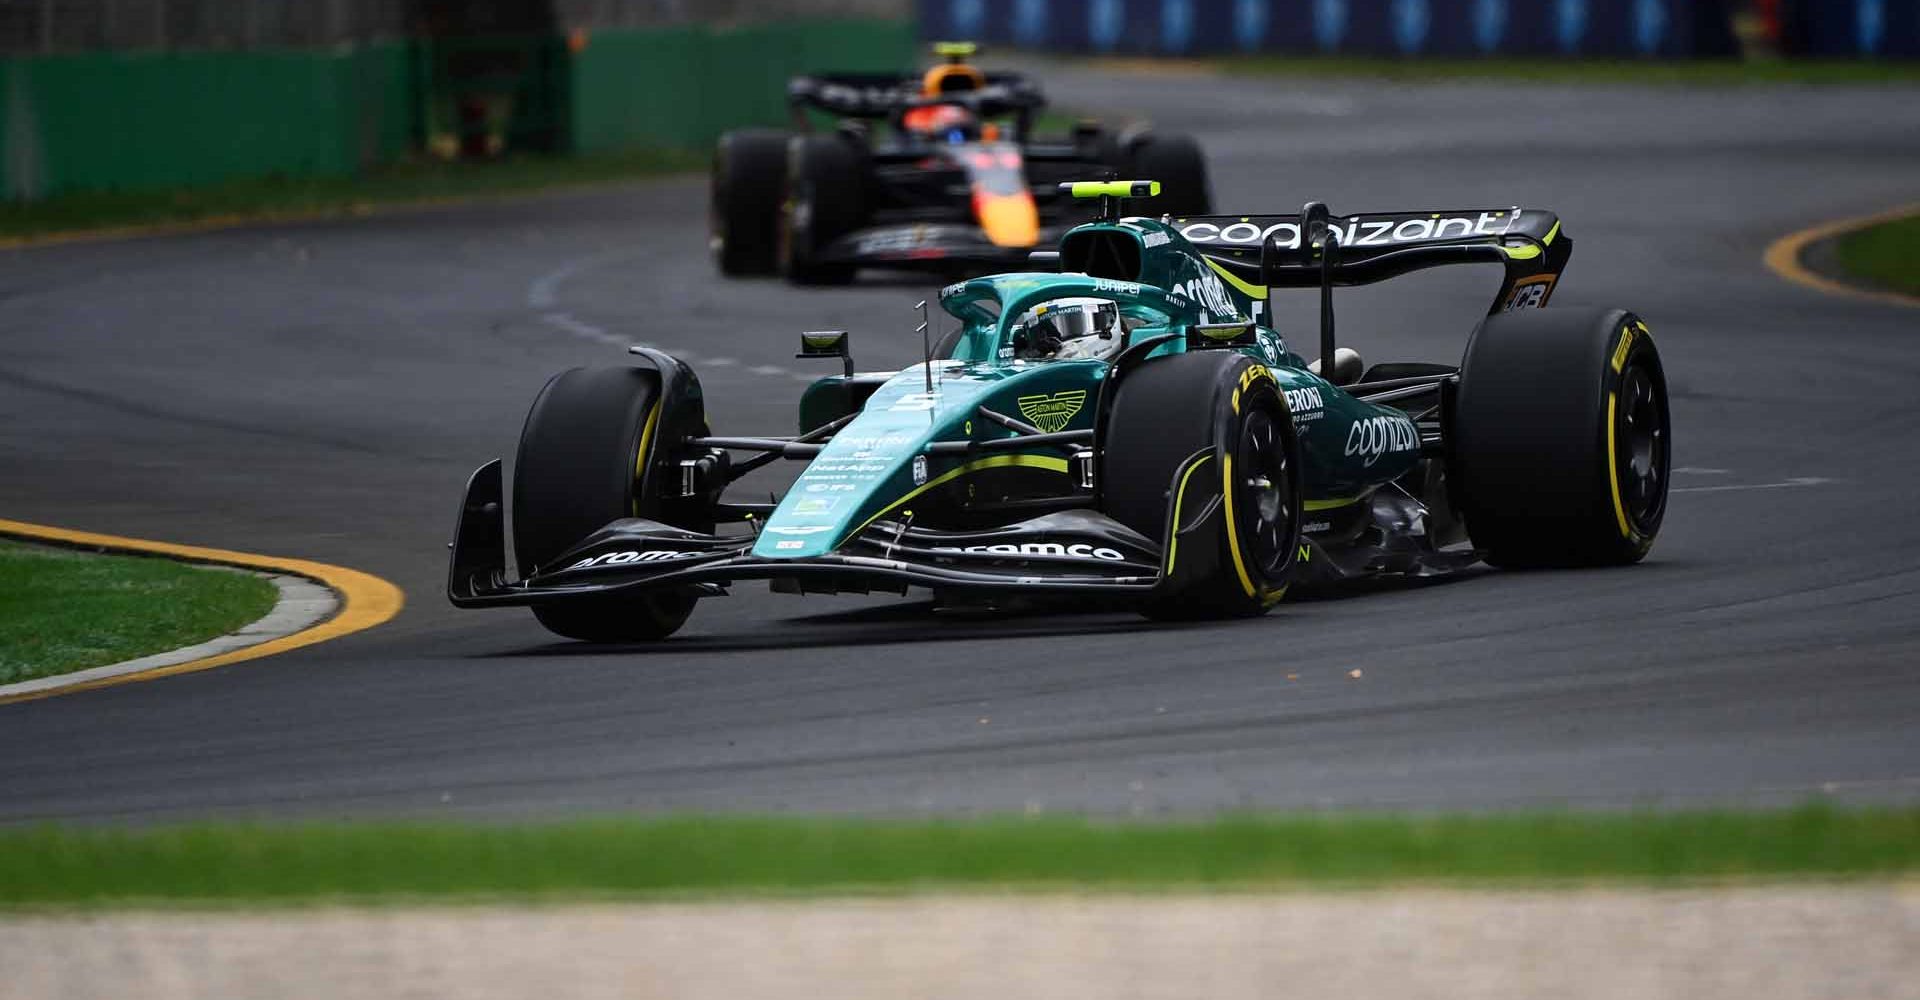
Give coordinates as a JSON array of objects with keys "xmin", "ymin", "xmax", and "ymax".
[
  {"xmin": 788, "ymin": 72, "xmax": 1045, "ymax": 122},
  {"xmin": 1169, "ymin": 203, "xmax": 1575, "ymax": 387},
  {"xmin": 1178, "ymin": 206, "xmax": 1571, "ymax": 316}
]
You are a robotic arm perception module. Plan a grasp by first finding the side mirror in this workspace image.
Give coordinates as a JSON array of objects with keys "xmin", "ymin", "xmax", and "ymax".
[{"xmin": 797, "ymin": 330, "xmax": 853, "ymax": 378}]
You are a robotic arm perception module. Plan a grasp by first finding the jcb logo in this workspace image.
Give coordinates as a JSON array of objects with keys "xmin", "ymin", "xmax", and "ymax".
[{"xmin": 1504, "ymin": 275, "xmax": 1556, "ymax": 312}]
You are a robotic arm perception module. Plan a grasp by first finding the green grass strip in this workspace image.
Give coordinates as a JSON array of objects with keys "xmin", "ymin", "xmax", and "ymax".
[
  {"xmin": 1, "ymin": 806, "xmax": 1913, "ymax": 905},
  {"xmin": 0, "ymin": 540, "xmax": 278, "ymax": 685},
  {"xmin": 1210, "ymin": 56, "xmax": 1920, "ymax": 85},
  {"xmin": 1834, "ymin": 213, "xmax": 1920, "ymax": 298},
  {"xmin": 0, "ymin": 148, "xmax": 705, "ymax": 243}
]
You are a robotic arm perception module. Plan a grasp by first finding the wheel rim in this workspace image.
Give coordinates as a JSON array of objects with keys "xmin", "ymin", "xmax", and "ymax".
[
  {"xmin": 781, "ymin": 185, "xmax": 813, "ymax": 267},
  {"xmin": 1615, "ymin": 362, "xmax": 1668, "ymax": 532},
  {"xmin": 1235, "ymin": 409, "xmax": 1295, "ymax": 578}
]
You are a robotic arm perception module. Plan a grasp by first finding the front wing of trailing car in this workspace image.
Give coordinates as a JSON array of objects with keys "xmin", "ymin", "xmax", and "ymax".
[
  {"xmin": 446, "ymin": 460, "xmax": 1166, "ymax": 608},
  {"xmin": 815, "ymin": 223, "xmax": 1068, "ymax": 271}
]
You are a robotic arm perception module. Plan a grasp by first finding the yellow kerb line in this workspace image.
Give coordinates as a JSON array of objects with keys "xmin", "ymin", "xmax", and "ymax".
[
  {"xmin": 0, "ymin": 518, "xmax": 404, "ymax": 705},
  {"xmin": 1763, "ymin": 204, "xmax": 1920, "ymax": 309}
]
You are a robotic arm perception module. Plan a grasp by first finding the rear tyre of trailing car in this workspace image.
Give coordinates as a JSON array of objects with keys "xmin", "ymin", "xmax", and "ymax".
[{"xmin": 1126, "ymin": 134, "xmax": 1212, "ymax": 217}]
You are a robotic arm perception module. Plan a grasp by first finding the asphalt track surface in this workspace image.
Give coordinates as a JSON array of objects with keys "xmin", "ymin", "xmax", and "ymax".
[{"xmin": 3, "ymin": 68, "xmax": 1917, "ymax": 823}]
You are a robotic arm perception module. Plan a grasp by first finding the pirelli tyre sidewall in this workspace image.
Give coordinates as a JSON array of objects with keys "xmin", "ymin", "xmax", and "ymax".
[
  {"xmin": 511, "ymin": 365, "xmax": 708, "ymax": 641},
  {"xmin": 1103, "ymin": 351, "xmax": 1301, "ymax": 619},
  {"xmin": 779, "ymin": 134, "xmax": 867, "ymax": 286},
  {"xmin": 1450, "ymin": 308, "xmax": 1671, "ymax": 568},
  {"xmin": 711, "ymin": 128, "xmax": 788, "ymax": 276}
]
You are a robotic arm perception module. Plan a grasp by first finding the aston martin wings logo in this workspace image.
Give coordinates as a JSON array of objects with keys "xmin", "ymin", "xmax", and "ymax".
[{"xmin": 1016, "ymin": 390, "xmax": 1086, "ymax": 433}]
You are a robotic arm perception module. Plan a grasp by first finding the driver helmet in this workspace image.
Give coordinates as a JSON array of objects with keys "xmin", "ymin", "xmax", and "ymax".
[
  {"xmin": 901, "ymin": 102, "xmax": 977, "ymax": 137},
  {"xmin": 1011, "ymin": 298, "xmax": 1123, "ymax": 361},
  {"xmin": 922, "ymin": 62, "xmax": 986, "ymax": 99}
]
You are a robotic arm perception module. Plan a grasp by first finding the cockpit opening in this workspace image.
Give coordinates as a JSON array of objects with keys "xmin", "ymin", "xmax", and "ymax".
[{"xmin": 1059, "ymin": 229, "xmax": 1142, "ymax": 282}]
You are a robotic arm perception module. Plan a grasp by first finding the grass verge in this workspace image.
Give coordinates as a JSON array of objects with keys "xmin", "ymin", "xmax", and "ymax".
[
  {"xmin": 1834, "ymin": 213, "xmax": 1920, "ymax": 298},
  {"xmin": 0, "ymin": 148, "xmax": 705, "ymax": 245},
  {"xmin": 1, "ymin": 806, "xmax": 1913, "ymax": 905},
  {"xmin": 1208, "ymin": 56, "xmax": 1920, "ymax": 85},
  {"xmin": 0, "ymin": 539, "xmax": 278, "ymax": 685}
]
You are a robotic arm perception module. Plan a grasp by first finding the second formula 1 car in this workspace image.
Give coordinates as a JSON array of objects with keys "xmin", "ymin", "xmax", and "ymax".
[
  {"xmin": 710, "ymin": 42, "xmax": 1211, "ymax": 284},
  {"xmin": 452, "ymin": 181, "xmax": 1670, "ymax": 642}
]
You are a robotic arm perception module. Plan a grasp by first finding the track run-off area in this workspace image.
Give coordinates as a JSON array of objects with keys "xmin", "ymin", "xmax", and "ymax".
[{"xmin": 1, "ymin": 66, "xmax": 1916, "ymax": 822}]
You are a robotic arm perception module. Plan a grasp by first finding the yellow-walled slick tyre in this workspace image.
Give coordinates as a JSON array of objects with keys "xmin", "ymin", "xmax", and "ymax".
[
  {"xmin": 1102, "ymin": 352, "xmax": 1302, "ymax": 620},
  {"xmin": 512, "ymin": 366, "xmax": 707, "ymax": 641},
  {"xmin": 1450, "ymin": 308, "xmax": 1671, "ymax": 568}
]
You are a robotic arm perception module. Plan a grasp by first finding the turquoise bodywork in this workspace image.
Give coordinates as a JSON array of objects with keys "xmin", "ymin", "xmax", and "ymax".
[{"xmin": 754, "ymin": 216, "xmax": 1425, "ymax": 559}]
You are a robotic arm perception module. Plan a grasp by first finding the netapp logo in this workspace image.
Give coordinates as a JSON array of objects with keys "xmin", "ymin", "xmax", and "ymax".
[
  {"xmin": 1180, "ymin": 211, "xmax": 1518, "ymax": 250},
  {"xmin": 934, "ymin": 542, "xmax": 1125, "ymax": 561},
  {"xmin": 563, "ymin": 550, "xmax": 695, "ymax": 571}
]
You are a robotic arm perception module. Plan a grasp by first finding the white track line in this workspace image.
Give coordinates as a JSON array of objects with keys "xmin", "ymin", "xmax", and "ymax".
[
  {"xmin": 528, "ymin": 253, "xmax": 804, "ymax": 381},
  {"xmin": 1672, "ymin": 477, "xmax": 1833, "ymax": 494}
]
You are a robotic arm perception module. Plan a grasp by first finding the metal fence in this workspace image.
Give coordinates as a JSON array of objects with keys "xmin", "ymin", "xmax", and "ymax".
[
  {"xmin": 1, "ymin": 0, "xmax": 910, "ymax": 53},
  {"xmin": 551, "ymin": 0, "xmax": 908, "ymax": 27},
  {"xmin": 0, "ymin": 0, "xmax": 410, "ymax": 52}
]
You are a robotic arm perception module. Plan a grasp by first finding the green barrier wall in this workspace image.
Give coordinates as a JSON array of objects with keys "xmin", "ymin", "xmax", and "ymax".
[
  {"xmin": 569, "ymin": 18, "xmax": 916, "ymax": 153},
  {"xmin": 2, "ymin": 43, "xmax": 413, "ymax": 201},
  {"xmin": 0, "ymin": 18, "xmax": 914, "ymax": 202}
]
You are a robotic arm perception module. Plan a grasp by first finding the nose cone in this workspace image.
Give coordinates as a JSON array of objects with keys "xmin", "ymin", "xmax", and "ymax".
[{"xmin": 975, "ymin": 190, "xmax": 1040, "ymax": 248}]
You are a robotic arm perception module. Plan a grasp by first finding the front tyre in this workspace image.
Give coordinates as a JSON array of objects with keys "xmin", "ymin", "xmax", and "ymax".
[
  {"xmin": 1102, "ymin": 352, "xmax": 1302, "ymax": 619},
  {"xmin": 1449, "ymin": 308, "xmax": 1671, "ymax": 568},
  {"xmin": 711, "ymin": 128, "xmax": 788, "ymax": 276},
  {"xmin": 779, "ymin": 134, "xmax": 867, "ymax": 286},
  {"xmin": 513, "ymin": 366, "xmax": 706, "ymax": 641}
]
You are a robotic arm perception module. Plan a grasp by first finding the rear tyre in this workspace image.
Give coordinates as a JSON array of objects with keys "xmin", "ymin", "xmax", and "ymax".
[
  {"xmin": 1073, "ymin": 122, "xmax": 1124, "ymax": 175},
  {"xmin": 711, "ymin": 128, "xmax": 788, "ymax": 276},
  {"xmin": 780, "ymin": 134, "xmax": 868, "ymax": 286},
  {"xmin": 1126, "ymin": 134, "xmax": 1212, "ymax": 217},
  {"xmin": 1102, "ymin": 353, "xmax": 1301, "ymax": 620},
  {"xmin": 512, "ymin": 366, "xmax": 707, "ymax": 641},
  {"xmin": 1449, "ymin": 308, "xmax": 1671, "ymax": 568}
]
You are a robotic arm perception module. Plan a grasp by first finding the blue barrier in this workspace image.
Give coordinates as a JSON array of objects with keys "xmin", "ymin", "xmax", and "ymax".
[
  {"xmin": 920, "ymin": 0, "xmax": 1737, "ymax": 56},
  {"xmin": 1782, "ymin": 0, "xmax": 1920, "ymax": 57}
]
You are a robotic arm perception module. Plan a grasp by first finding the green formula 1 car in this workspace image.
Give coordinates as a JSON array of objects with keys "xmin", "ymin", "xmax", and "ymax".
[{"xmin": 449, "ymin": 182, "xmax": 1671, "ymax": 641}]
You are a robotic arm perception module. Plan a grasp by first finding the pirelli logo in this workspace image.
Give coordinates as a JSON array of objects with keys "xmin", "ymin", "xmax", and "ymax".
[{"xmin": 1612, "ymin": 325, "xmax": 1637, "ymax": 373}]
